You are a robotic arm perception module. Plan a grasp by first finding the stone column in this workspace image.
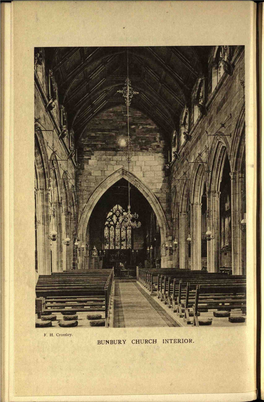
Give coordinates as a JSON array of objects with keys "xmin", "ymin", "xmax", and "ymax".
[
  {"xmin": 36, "ymin": 189, "xmax": 46, "ymax": 275},
  {"xmin": 207, "ymin": 190, "xmax": 220, "ymax": 273},
  {"xmin": 173, "ymin": 243, "xmax": 179, "ymax": 268},
  {"xmin": 44, "ymin": 190, "xmax": 51, "ymax": 275},
  {"xmin": 50, "ymin": 207, "xmax": 58, "ymax": 273},
  {"xmin": 172, "ymin": 215, "xmax": 179, "ymax": 268},
  {"xmin": 191, "ymin": 202, "xmax": 202, "ymax": 270},
  {"xmin": 161, "ymin": 245, "xmax": 168, "ymax": 268},
  {"xmin": 57, "ymin": 203, "xmax": 63, "ymax": 272},
  {"xmin": 179, "ymin": 212, "xmax": 187, "ymax": 269},
  {"xmin": 62, "ymin": 213, "xmax": 67, "ymax": 271},
  {"xmin": 230, "ymin": 172, "xmax": 243, "ymax": 275}
]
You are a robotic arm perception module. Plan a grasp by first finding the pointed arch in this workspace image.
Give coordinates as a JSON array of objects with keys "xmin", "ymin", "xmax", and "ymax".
[
  {"xmin": 191, "ymin": 163, "xmax": 206, "ymax": 204},
  {"xmin": 34, "ymin": 127, "xmax": 51, "ymax": 275},
  {"xmin": 35, "ymin": 127, "xmax": 50, "ymax": 190},
  {"xmin": 49, "ymin": 152, "xmax": 62, "ymax": 201},
  {"xmin": 208, "ymin": 139, "xmax": 230, "ymax": 193},
  {"xmin": 180, "ymin": 178, "xmax": 191, "ymax": 213},
  {"xmin": 61, "ymin": 171, "xmax": 70, "ymax": 213},
  {"xmin": 231, "ymin": 105, "xmax": 245, "ymax": 172},
  {"xmin": 78, "ymin": 168, "xmax": 169, "ymax": 248}
]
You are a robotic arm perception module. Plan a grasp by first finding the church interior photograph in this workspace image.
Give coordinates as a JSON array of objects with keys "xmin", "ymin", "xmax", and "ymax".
[{"xmin": 34, "ymin": 46, "xmax": 246, "ymax": 328}]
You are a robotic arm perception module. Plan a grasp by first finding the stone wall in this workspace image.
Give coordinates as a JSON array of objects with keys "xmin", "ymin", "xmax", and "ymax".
[
  {"xmin": 169, "ymin": 48, "xmax": 245, "ymax": 273},
  {"xmin": 77, "ymin": 106, "xmax": 170, "ymax": 225},
  {"xmin": 34, "ymin": 73, "xmax": 77, "ymax": 277}
]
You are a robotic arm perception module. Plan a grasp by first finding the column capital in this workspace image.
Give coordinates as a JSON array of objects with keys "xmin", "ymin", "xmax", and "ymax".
[
  {"xmin": 229, "ymin": 171, "xmax": 239, "ymax": 180},
  {"xmin": 208, "ymin": 190, "xmax": 220, "ymax": 198},
  {"xmin": 179, "ymin": 211, "xmax": 187, "ymax": 216},
  {"xmin": 35, "ymin": 187, "xmax": 45, "ymax": 194},
  {"xmin": 238, "ymin": 172, "xmax": 245, "ymax": 180}
]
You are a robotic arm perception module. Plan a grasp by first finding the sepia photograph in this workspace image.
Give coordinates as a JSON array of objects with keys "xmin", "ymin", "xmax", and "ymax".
[
  {"xmin": 5, "ymin": 1, "xmax": 257, "ymax": 400},
  {"xmin": 34, "ymin": 45, "xmax": 246, "ymax": 329}
]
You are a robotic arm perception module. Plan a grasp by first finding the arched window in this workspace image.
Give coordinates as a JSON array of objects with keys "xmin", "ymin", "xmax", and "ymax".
[{"xmin": 104, "ymin": 205, "xmax": 132, "ymax": 250}]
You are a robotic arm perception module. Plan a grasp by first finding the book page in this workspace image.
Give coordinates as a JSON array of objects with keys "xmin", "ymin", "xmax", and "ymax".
[
  {"xmin": 261, "ymin": 2, "xmax": 264, "ymax": 399},
  {"xmin": 4, "ymin": 1, "xmax": 257, "ymax": 401}
]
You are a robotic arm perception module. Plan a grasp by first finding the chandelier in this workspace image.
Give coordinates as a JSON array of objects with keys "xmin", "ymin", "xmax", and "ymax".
[{"xmin": 117, "ymin": 49, "xmax": 141, "ymax": 230}]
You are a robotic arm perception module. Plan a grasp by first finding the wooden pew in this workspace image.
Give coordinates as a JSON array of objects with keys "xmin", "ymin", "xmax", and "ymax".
[
  {"xmin": 177, "ymin": 277, "xmax": 246, "ymax": 318},
  {"xmin": 163, "ymin": 274, "xmax": 245, "ymax": 311},
  {"xmin": 35, "ymin": 269, "xmax": 114, "ymax": 323},
  {"xmin": 191, "ymin": 284, "xmax": 246, "ymax": 326},
  {"xmin": 138, "ymin": 268, "xmax": 177, "ymax": 291},
  {"xmin": 158, "ymin": 270, "xmax": 208, "ymax": 301},
  {"xmin": 138, "ymin": 268, "xmax": 193, "ymax": 294}
]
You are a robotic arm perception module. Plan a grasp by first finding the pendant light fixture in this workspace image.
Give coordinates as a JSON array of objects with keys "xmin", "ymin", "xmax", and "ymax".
[{"xmin": 118, "ymin": 49, "xmax": 141, "ymax": 230}]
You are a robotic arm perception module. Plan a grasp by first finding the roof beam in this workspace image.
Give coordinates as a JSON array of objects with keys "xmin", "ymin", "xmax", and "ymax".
[
  {"xmin": 147, "ymin": 47, "xmax": 192, "ymax": 92},
  {"xmin": 72, "ymin": 78, "xmax": 107, "ymax": 112},
  {"xmin": 132, "ymin": 54, "xmax": 185, "ymax": 107},
  {"xmin": 74, "ymin": 86, "xmax": 118, "ymax": 131},
  {"xmin": 58, "ymin": 48, "xmax": 103, "ymax": 88},
  {"xmin": 169, "ymin": 47, "xmax": 200, "ymax": 77},
  {"xmin": 52, "ymin": 48, "xmax": 80, "ymax": 72},
  {"xmin": 77, "ymin": 100, "xmax": 109, "ymax": 142},
  {"xmin": 140, "ymin": 93, "xmax": 171, "ymax": 124},
  {"xmin": 137, "ymin": 81, "xmax": 176, "ymax": 116},
  {"xmin": 144, "ymin": 65, "xmax": 185, "ymax": 107},
  {"xmin": 139, "ymin": 93, "xmax": 174, "ymax": 130},
  {"xmin": 64, "ymin": 54, "xmax": 119, "ymax": 104}
]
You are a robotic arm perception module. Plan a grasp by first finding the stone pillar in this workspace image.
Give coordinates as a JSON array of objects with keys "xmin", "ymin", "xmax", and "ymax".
[
  {"xmin": 172, "ymin": 215, "xmax": 179, "ymax": 268},
  {"xmin": 161, "ymin": 247, "xmax": 167, "ymax": 268},
  {"xmin": 44, "ymin": 190, "xmax": 51, "ymax": 275},
  {"xmin": 191, "ymin": 202, "xmax": 202, "ymax": 270},
  {"xmin": 207, "ymin": 191, "xmax": 220, "ymax": 273},
  {"xmin": 50, "ymin": 207, "xmax": 58, "ymax": 272},
  {"xmin": 57, "ymin": 203, "xmax": 63, "ymax": 272},
  {"xmin": 51, "ymin": 239, "xmax": 57, "ymax": 273},
  {"xmin": 179, "ymin": 212, "xmax": 187, "ymax": 269},
  {"xmin": 62, "ymin": 213, "xmax": 67, "ymax": 271},
  {"xmin": 173, "ymin": 243, "xmax": 179, "ymax": 268},
  {"xmin": 66, "ymin": 233, "xmax": 71, "ymax": 271},
  {"xmin": 36, "ymin": 189, "xmax": 46, "ymax": 275},
  {"xmin": 230, "ymin": 172, "xmax": 243, "ymax": 275}
]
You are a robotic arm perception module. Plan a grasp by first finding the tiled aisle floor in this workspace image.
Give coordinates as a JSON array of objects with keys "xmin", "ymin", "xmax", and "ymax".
[{"xmin": 113, "ymin": 280, "xmax": 179, "ymax": 327}]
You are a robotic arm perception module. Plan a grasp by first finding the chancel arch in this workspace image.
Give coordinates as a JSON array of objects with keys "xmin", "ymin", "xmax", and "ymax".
[{"xmin": 78, "ymin": 169, "xmax": 169, "ymax": 268}]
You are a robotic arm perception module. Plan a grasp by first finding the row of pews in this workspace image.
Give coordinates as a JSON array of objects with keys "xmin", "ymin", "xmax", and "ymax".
[
  {"xmin": 138, "ymin": 268, "xmax": 246, "ymax": 326},
  {"xmin": 35, "ymin": 269, "xmax": 114, "ymax": 328}
]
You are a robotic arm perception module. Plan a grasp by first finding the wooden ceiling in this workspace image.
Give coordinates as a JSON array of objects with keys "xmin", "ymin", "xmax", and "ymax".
[{"xmin": 48, "ymin": 46, "xmax": 211, "ymax": 143}]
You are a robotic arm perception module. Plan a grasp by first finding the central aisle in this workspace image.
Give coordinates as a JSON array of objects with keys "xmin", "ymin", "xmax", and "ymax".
[{"xmin": 113, "ymin": 280, "xmax": 179, "ymax": 327}]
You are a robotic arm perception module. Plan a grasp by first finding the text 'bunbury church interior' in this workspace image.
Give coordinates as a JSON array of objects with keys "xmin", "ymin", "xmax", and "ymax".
[{"xmin": 35, "ymin": 46, "xmax": 246, "ymax": 328}]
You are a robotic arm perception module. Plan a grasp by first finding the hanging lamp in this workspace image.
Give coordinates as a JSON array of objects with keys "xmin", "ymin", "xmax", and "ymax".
[{"xmin": 118, "ymin": 49, "xmax": 141, "ymax": 230}]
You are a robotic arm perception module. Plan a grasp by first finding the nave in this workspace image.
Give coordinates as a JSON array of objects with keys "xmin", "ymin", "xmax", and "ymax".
[
  {"xmin": 34, "ymin": 46, "xmax": 246, "ymax": 328},
  {"xmin": 36, "ymin": 269, "xmax": 246, "ymax": 328},
  {"xmin": 113, "ymin": 280, "xmax": 179, "ymax": 327}
]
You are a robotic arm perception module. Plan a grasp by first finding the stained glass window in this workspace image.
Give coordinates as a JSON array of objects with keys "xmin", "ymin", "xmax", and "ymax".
[{"xmin": 104, "ymin": 204, "xmax": 132, "ymax": 250}]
